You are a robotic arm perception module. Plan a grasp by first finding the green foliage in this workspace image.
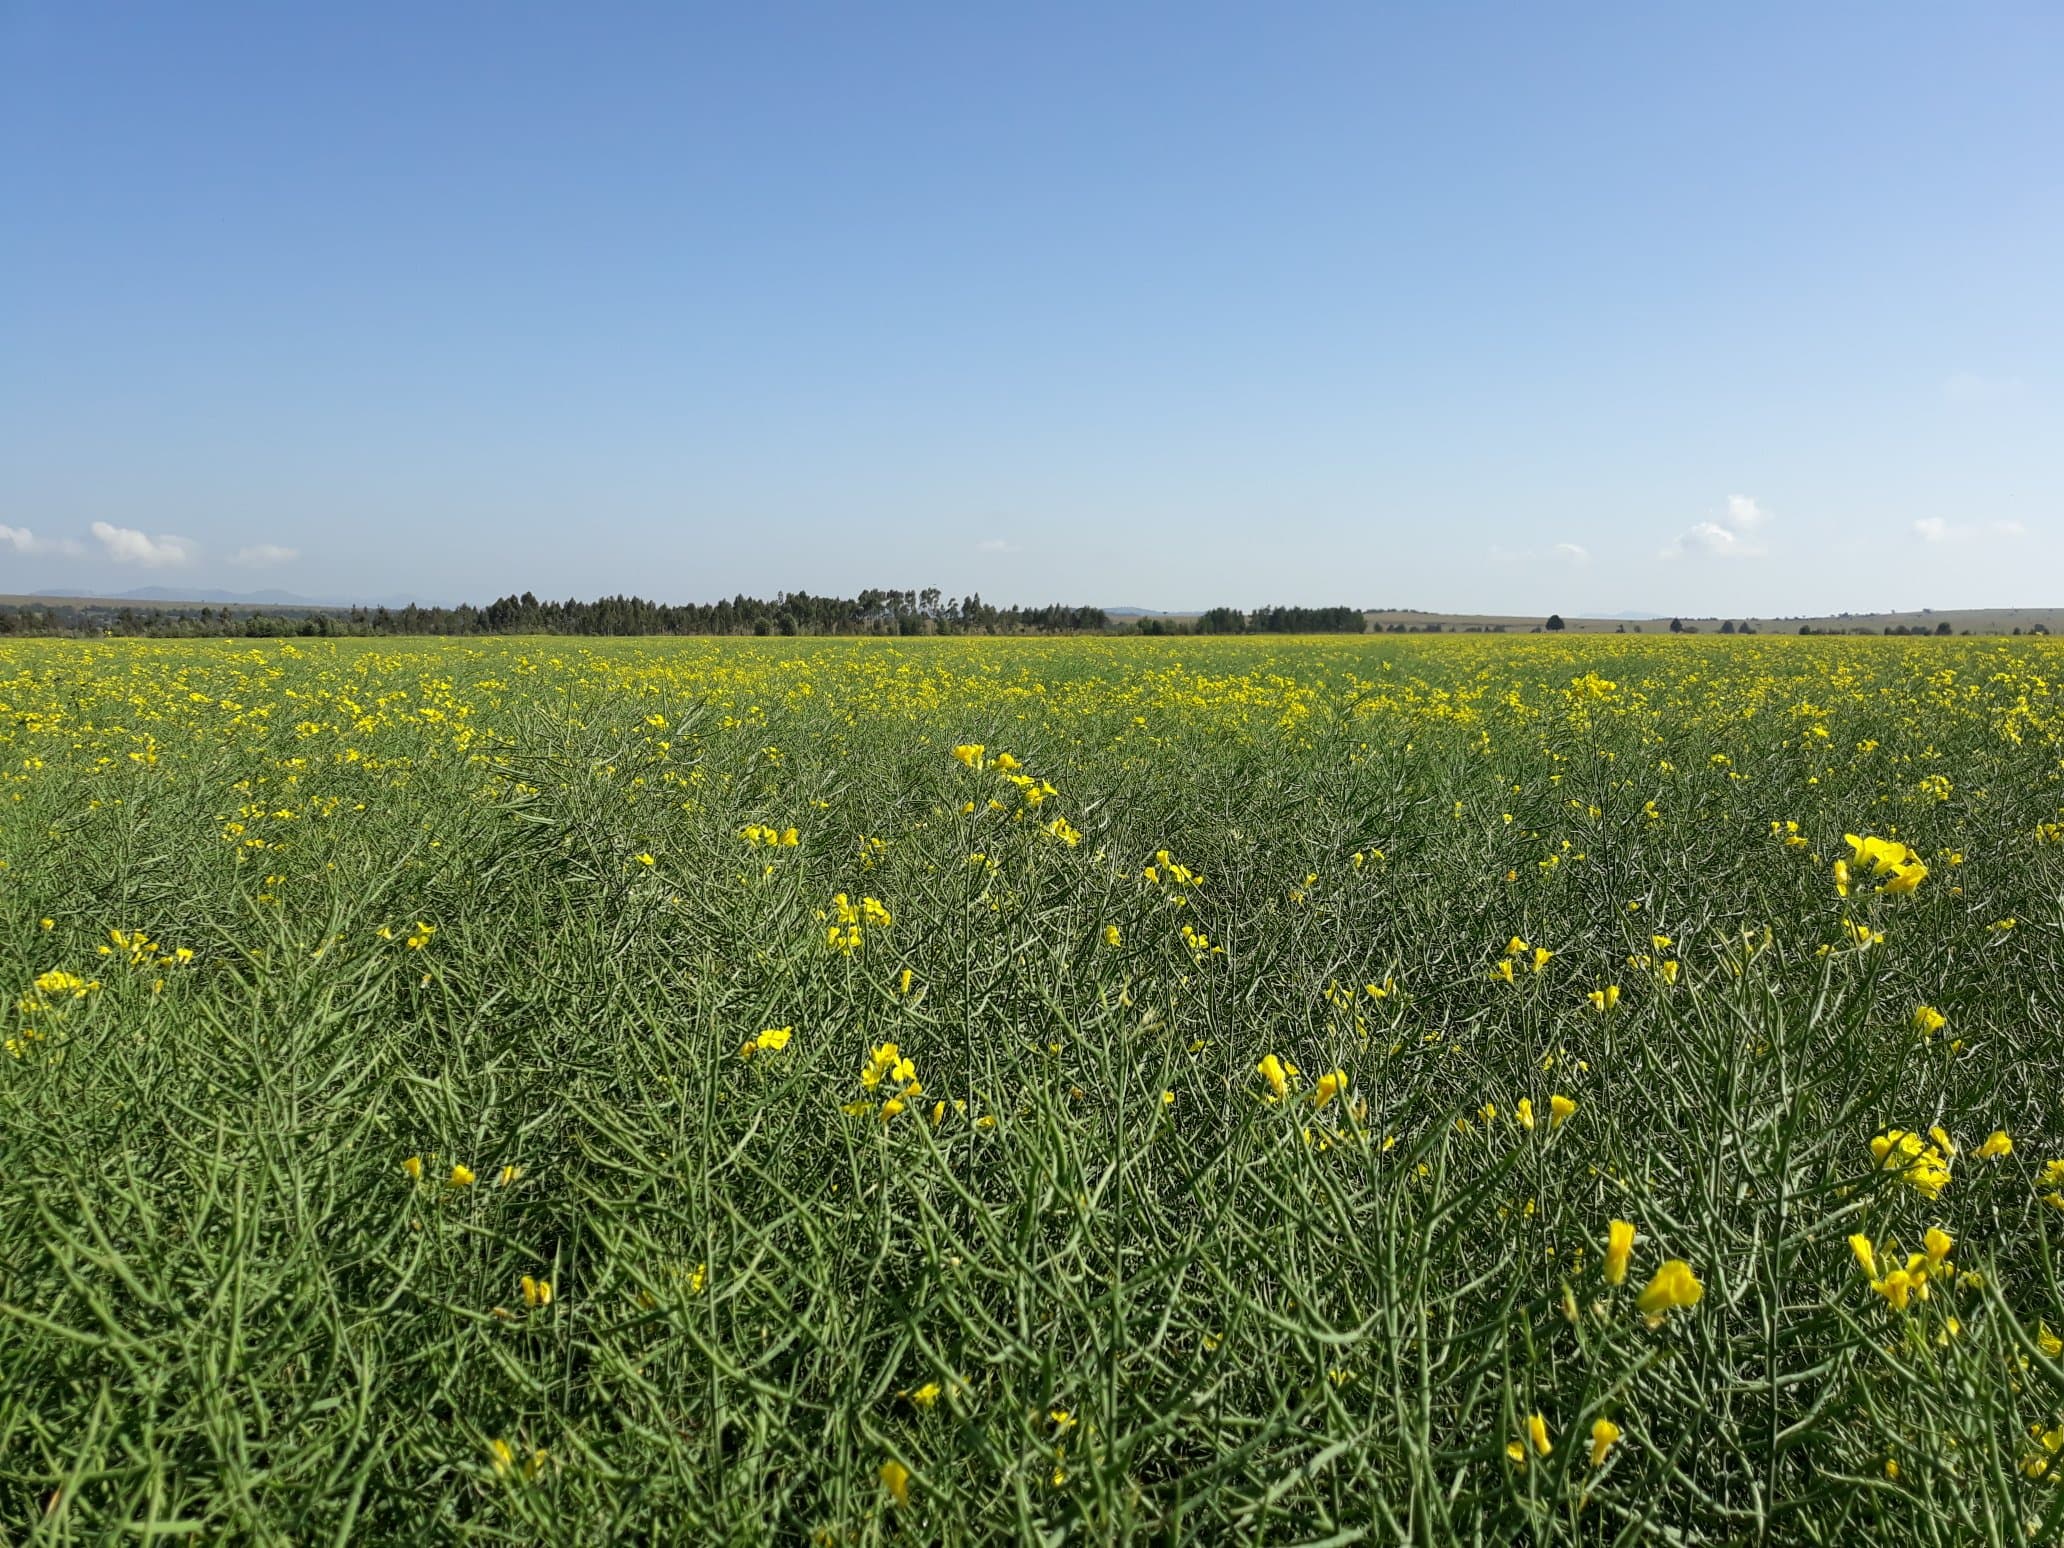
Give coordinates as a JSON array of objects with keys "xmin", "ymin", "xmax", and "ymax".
[{"xmin": 2, "ymin": 633, "xmax": 2063, "ymax": 1541}]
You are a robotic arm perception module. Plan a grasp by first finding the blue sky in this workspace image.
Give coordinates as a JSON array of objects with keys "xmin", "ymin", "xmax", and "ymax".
[{"xmin": 3, "ymin": 2, "xmax": 2058, "ymax": 614}]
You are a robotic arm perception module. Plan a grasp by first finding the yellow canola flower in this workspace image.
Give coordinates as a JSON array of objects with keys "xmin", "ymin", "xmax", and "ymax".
[
  {"xmin": 1911, "ymin": 1005, "xmax": 1946, "ymax": 1036},
  {"xmin": 1525, "ymin": 1412, "xmax": 1551, "ymax": 1457},
  {"xmin": 880, "ymin": 1459, "xmax": 911, "ymax": 1506},
  {"xmin": 1848, "ymin": 1234, "xmax": 1878, "ymax": 1281},
  {"xmin": 1516, "ymin": 1097, "xmax": 1535, "ymax": 1131},
  {"xmin": 1549, "ymin": 1094, "xmax": 1576, "ymax": 1128},
  {"xmin": 1586, "ymin": 985, "xmax": 1620, "ymax": 1013},
  {"xmin": 2024, "ymin": 1425, "xmax": 2064, "ymax": 1480},
  {"xmin": 740, "ymin": 1026, "xmax": 793, "ymax": 1058},
  {"xmin": 1256, "ymin": 1053, "xmax": 1297, "ymax": 1102},
  {"xmin": 1844, "ymin": 833, "xmax": 1927, "ymax": 894},
  {"xmin": 1975, "ymin": 1129, "xmax": 2012, "ymax": 1159},
  {"xmin": 1845, "ymin": 833, "xmax": 1907, "ymax": 874},
  {"xmin": 1589, "ymin": 1418, "xmax": 1621, "ymax": 1468},
  {"xmin": 1871, "ymin": 1129, "xmax": 1950, "ymax": 1199},
  {"xmin": 1636, "ymin": 1260, "xmax": 1704, "ymax": 1318},
  {"xmin": 1604, "ymin": 1220, "xmax": 1636, "ymax": 1286},
  {"xmin": 1312, "ymin": 1069, "xmax": 1348, "ymax": 1111},
  {"xmin": 860, "ymin": 1042, "xmax": 913, "ymax": 1089},
  {"xmin": 449, "ymin": 1164, "xmax": 476, "ymax": 1187}
]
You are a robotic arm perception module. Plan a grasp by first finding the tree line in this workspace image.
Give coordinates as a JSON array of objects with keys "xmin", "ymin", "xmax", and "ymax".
[
  {"xmin": 0, "ymin": 589, "xmax": 1118, "ymax": 639},
  {"xmin": 1185, "ymin": 605, "xmax": 1366, "ymax": 635},
  {"xmin": 0, "ymin": 591, "xmax": 1390, "ymax": 639}
]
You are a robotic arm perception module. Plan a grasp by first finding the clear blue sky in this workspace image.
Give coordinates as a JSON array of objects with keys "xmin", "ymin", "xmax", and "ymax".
[{"xmin": 3, "ymin": 2, "xmax": 2059, "ymax": 614}]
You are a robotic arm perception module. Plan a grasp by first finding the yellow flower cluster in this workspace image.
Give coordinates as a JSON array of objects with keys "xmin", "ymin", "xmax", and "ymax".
[
  {"xmin": 848, "ymin": 1042, "xmax": 922, "ymax": 1120},
  {"xmin": 1843, "ymin": 833, "xmax": 1928, "ymax": 896},
  {"xmin": 1848, "ymin": 1227, "xmax": 1954, "ymax": 1312},
  {"xmin": 740, "ymin": 1026, "xmax": 794, "ymax": 1059},
  {"xmin": 1872, "ymin": 1129, "xmax": 1953, "ymax": 1200},
  {"xmin": 824, "ymin": 892, "xmax": 892, "ymax": 953}
]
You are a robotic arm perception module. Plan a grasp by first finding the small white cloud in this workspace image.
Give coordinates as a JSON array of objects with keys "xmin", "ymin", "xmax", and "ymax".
[
  {"xmin": 1912, "ymin": 517, "xmax": 2028, "ymax": 545},
  {"xmin": 975, "ymin": 538, "xmax": 1018, "ymax": 554},
  {"xmin": 1551, "ymin": 542, "xmax": 1590, "ymax": 565},
  {"xmin": 92, "ymin": 521, "xmax": 194, "ymax": 567},
  {"xmin": 231, "ymin": 543, "xmax": 300, "ymax": 567},
  {"xmin": 1723, "ymin": 495, "xmax": 1769, "ymax": 530},
  {"xmin": 0, "ymin": 524, "xmax": 82, "ymax": 556},
  {"xmin": 1662, "ymin": 495, "xmax": 1770, "ymax": 560},
  {"xmin": 1944, "ymin": 370, "xmax": 2023, "ymax": 404}
]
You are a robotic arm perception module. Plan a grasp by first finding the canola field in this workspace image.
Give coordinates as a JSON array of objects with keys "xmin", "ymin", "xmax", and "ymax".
[{"xmin": 3, "ymin": 632, "xmax": 2064, "ymax": 1543}]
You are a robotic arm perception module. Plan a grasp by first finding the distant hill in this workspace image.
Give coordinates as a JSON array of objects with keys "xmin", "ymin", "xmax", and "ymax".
[{"xmin": 1363, "ymin": 607, "xmax": 2064, "ymax": 635}]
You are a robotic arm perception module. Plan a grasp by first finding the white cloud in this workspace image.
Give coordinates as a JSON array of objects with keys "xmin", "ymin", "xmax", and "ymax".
[
  {"xmin": 92, "ymin": 521, "xmax": 195, "ymax": 567},
  {"xmin": 1912, "ymin": 517, "xmax": 2028, "ymax": 545},
  {"xmin": 1550, "ymin": 542, "xmax": 1590, "ymax": 565},
  {"xmin": 1, "ymin": 524, "xmax": 84, "ymax": 556},
  {"xmin": 1722, "ymin": 495, "xmax": 1769, "ymax": 530},
  {"xmin": 231, "ymin": 543, "xmax": 300, "ymax": 567},
  {"xmin": 1662, "ymin": 494, "xmax": 1771, "ymax": 560},
  {"xmin": 975, "ymin": 538, "xmax": 1018, "ymax": 554}
]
